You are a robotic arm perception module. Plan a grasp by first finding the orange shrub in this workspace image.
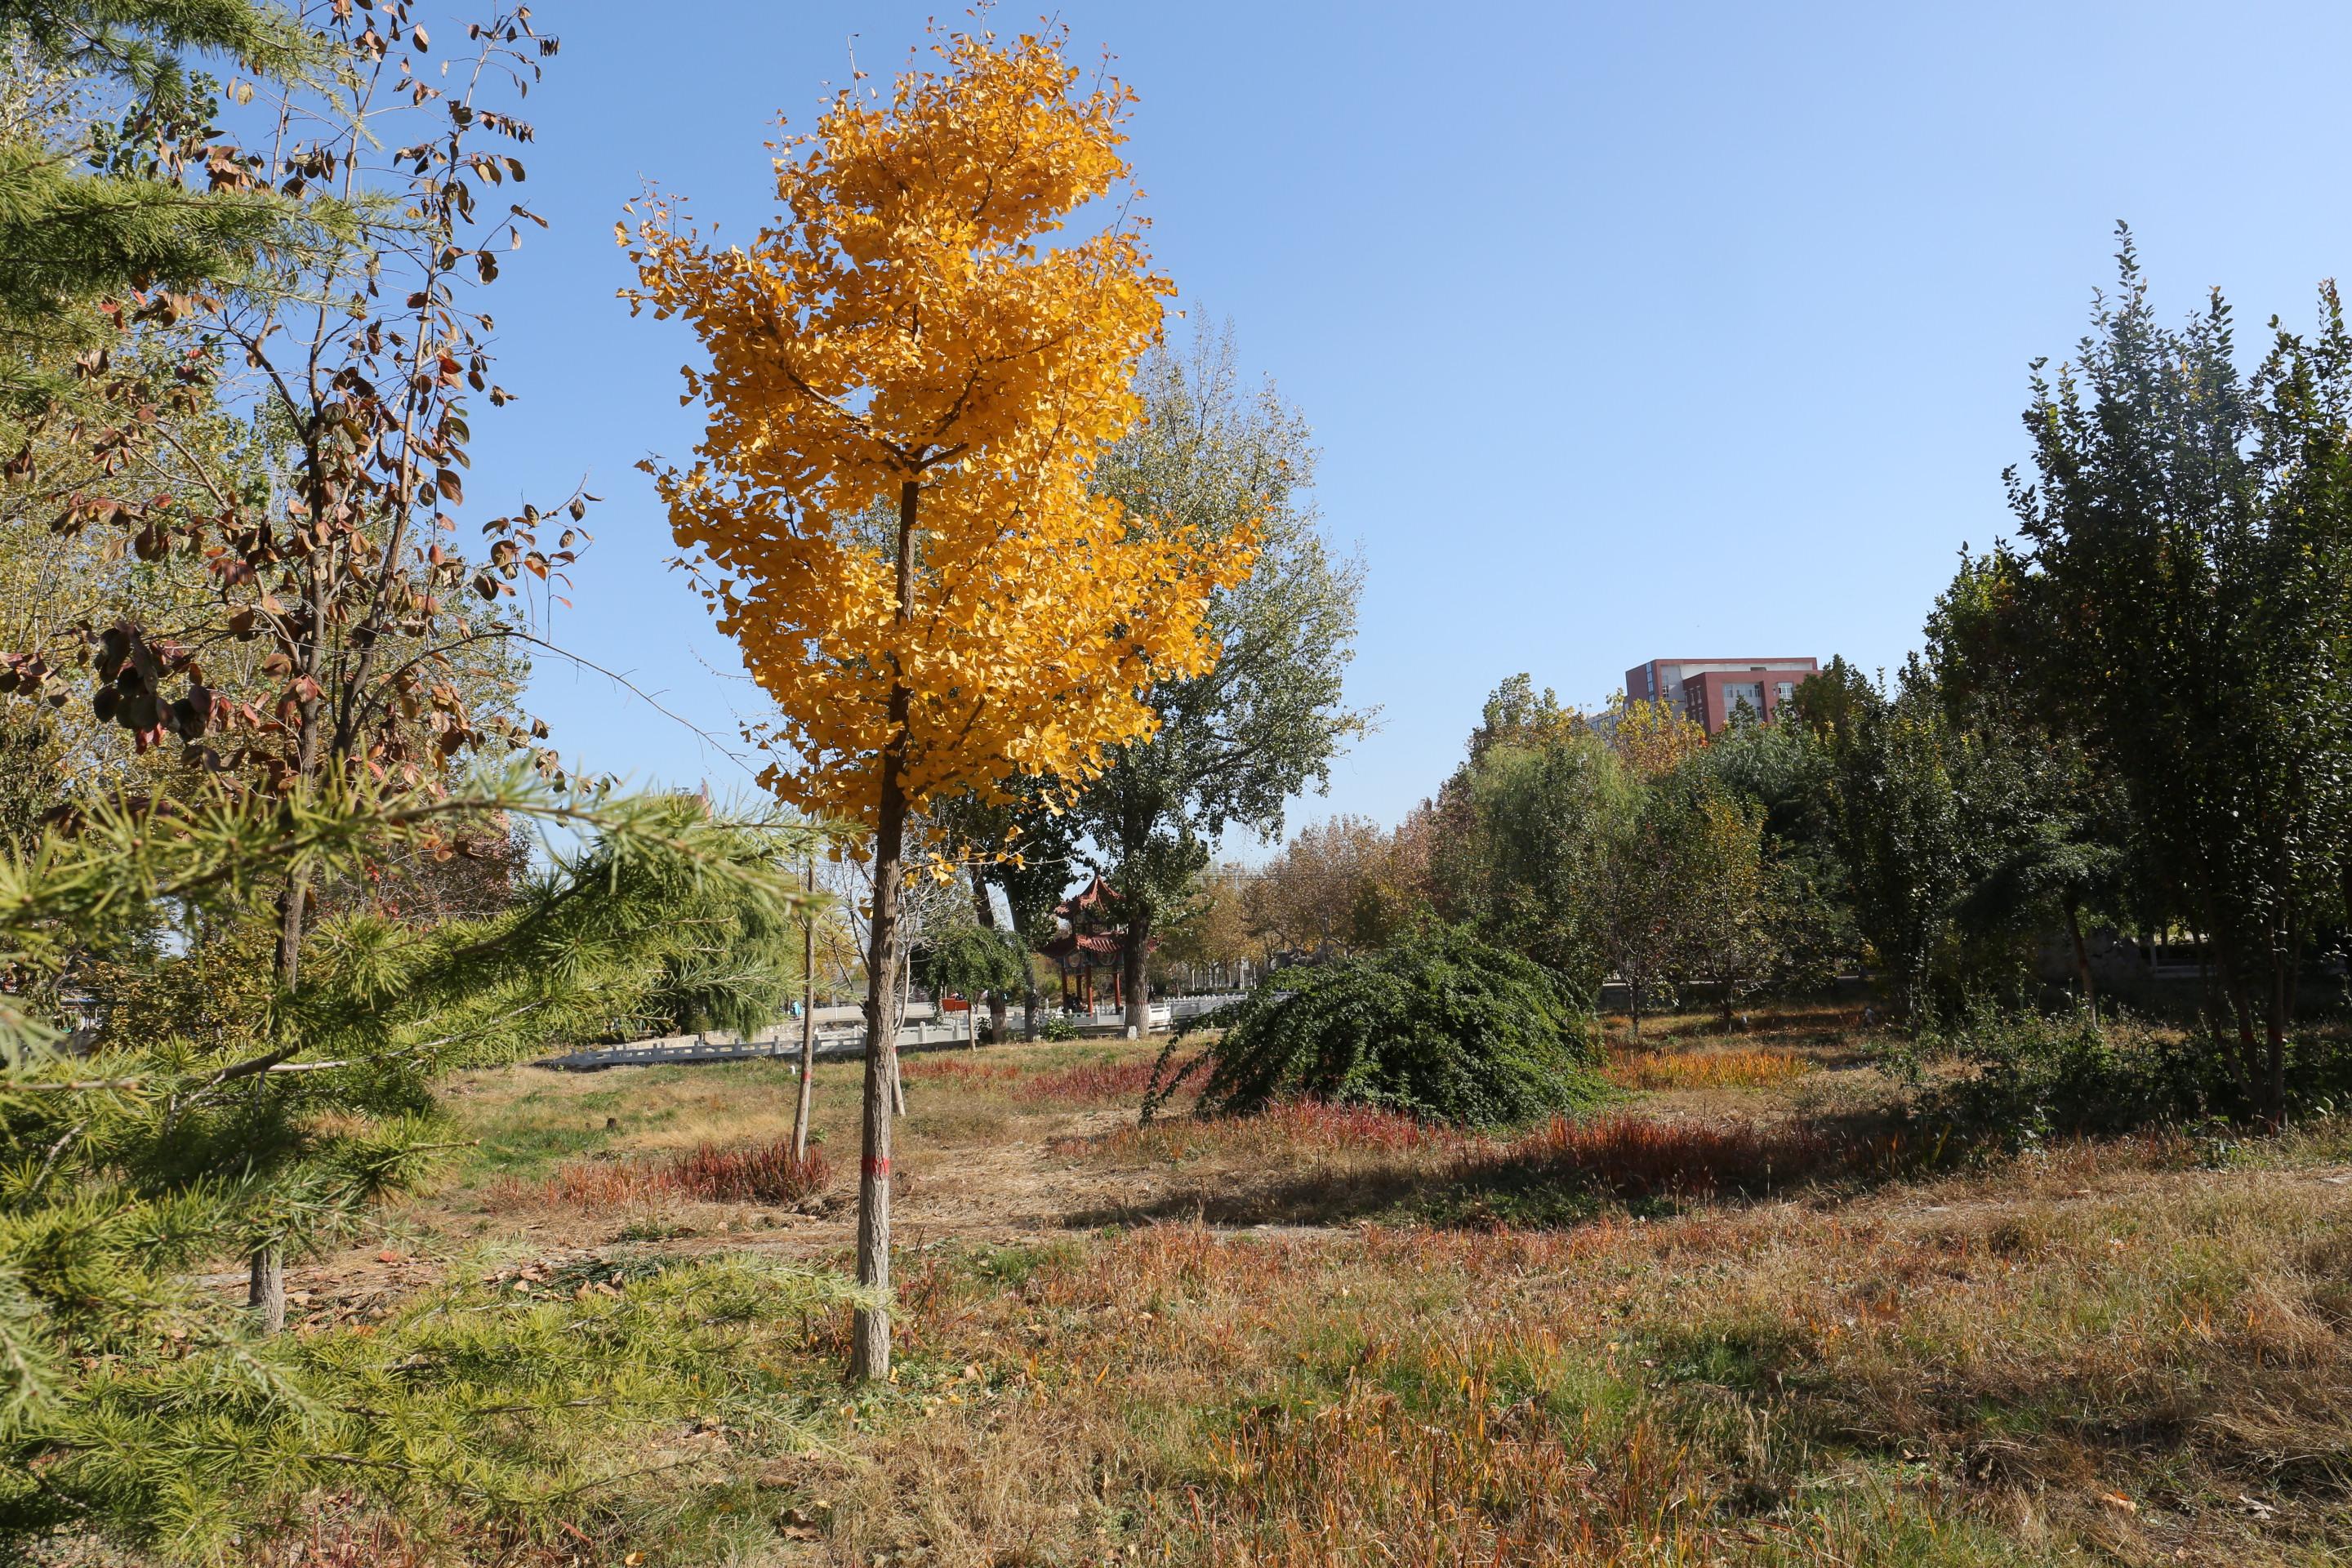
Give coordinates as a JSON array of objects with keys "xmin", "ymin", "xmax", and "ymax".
[{"xmin": 1607, "ymin": 1047, "xmax": 1812, "ymax": 1091}]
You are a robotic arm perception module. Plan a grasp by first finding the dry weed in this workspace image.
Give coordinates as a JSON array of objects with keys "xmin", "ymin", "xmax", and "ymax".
[{"xmin": 1610, "ymin": 1046, "xmax": 1814, "ymax": 1091}]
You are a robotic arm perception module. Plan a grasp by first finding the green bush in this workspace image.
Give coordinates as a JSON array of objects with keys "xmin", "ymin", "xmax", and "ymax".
[
  {"xmin": 1913, "ymin": 1004, "xmax": 2352, "ymax": 1140},
  {"xmin": 1144, "ymin": 925, "xmax": 1605, "ymax": 1128}
]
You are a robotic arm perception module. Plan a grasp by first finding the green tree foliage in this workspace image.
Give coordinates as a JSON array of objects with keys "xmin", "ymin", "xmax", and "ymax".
[
  {"xmin": 1470, "ymin": 723, "xmax": 1625, "ymax": 984},
  {"xmin": 1991, "ymin": 230, "xmax": 2352, "ymax": 1118},
  {"xmin": 1802, "ymin": 647, "xmax": 2130, "ymax": 1022},
  {"xmin": 1697, "ymin": 710, "xmax": 1855, "ymax": 995},
  {"xmin": 1422, "ymin": 677, "xmax": 1837, "ymax": 1036},
  {"xmin": 1585, "ymin": 764, "xmax": 1731, "ymax": 1040},
  {"xmin": 1423, "ymin": 677, "xmax": 1619, "ymax": 987},
  {"xmin": 1071, "ymin": 332, "xmax": 1367, "ymax": 1031},
  {"xmin": 912, "ymin": 920, "xmax": 1028, "ymax": 1042},
  {"xmin": 934, "ymin": 780, "xmax": 1078, "ymax": 1039},
  {"xmin": 16, "ymin": 1250, "xmax": 850, "ymax": 1562},
  {"xmin": 599, "ymin": 805, "xmax": 820, "ymax": 1042},
  {"xmin": 1810, "ymin": 663, "xmax": 1969, "ymax": 1019},
  {"xmin": 0, "ymin": 0, "xmax": 325, "ymax": 389},
  {"xmin": 0, "ymin": 771, "xmax": 825, "ymax": 1555},
  {"xmin": 1143, "ymin": 924, "xmax": 1602, "ymax": 1128},
  {"xmin": 0, "ymin": 2, "xmax": 594, "ymax": 1320},
  {"xmin": 1669, "ymin": 782, "xmax": 1786, "ymax": 1033}
]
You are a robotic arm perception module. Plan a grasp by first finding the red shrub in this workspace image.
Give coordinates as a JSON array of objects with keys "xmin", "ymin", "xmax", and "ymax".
[
  {"xmin": 902, "ymin": 1054, "xmax": 1165, "ymax": 1106},
  {"xmin": 1015, "ymin": 1058, "xmax": 1164, "ymax": 1106},
  {"xmin": 1481, "ymin": 1112, "xmax": 1859, "ymax": 1198},
  {"xmin": 546, "ymin": 1138, "xmax": 831, "ymax": 1207}
]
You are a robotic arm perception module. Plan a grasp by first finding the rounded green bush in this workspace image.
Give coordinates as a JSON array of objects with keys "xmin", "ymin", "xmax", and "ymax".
[{"xmin": 1147, "ymin": 925, "xmax": 1604, "ymax": 1127}]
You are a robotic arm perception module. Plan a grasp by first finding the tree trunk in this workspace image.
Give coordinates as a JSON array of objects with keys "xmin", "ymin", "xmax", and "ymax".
[
  {"xmin": 1124, "ymin": 905, "xmax": 1152, "ymax": 1036},
  {"xmin": 2266, "ymin": 942, "xmax": 2291, "ymax": 1129},
  {"xmin": 2222, "ymin": 967, "xmax": 2263, "ymax": 1104},
  {"xmin": 971, "ymin": 866, "xmax": 1009, "ymax": 1045},
  {"xmin": 1023, "ymin": 985, "xmax": 1040, "ymax": 1041},
  {"xmin": 849, "ymin": 479, "xmax": 921, "ymax": 1386},
  {"xmin": 251, "ymin": 691, "xmax": 325, "ymax": 1337},
  {"xmin": 792, "ymin": 858, "xmax": 817, "ymax": 1161},
  {"xmin": 2193, "ymin": 924, "xmax": 2229, "ymax": 1052},
  {"xmin": 247, "ymin": 1244, "xmax": 285, "ymax": 1334},
  {"xmin": 2064, "ymin": 896, "xmax": 2096, "ymax": 1018},
  {"xmin": 1627, "ymin": 975, "xmax": 1643, "ymax": 1044},
  {"xmin": 893, "ymin": 944, "xmax": 911, "ymax": 1114}
]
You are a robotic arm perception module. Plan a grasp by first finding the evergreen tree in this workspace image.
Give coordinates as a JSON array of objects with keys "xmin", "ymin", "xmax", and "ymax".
[
  {"xmin": 0, "ymin": 0, "xmax": 323, "ymax": 393},
  {"xmin": 0, "ymin": 771, "xmax": 824, "ymax": 1550}
]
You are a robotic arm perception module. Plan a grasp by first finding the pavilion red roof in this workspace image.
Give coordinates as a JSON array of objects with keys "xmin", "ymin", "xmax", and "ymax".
[
  {"xmin": 1041, "ymin": 929, "xmax": 1128, "ymax": 960},
  {"xmin": 1054, "ymin": 874, "xmax": 1120, "ymax": 920}
]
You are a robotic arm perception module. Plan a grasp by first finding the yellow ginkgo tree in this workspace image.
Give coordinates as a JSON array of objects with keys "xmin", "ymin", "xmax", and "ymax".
[{"xmin": 624, "ymin": 23, "xmax": 1247, "ymax": 1380}]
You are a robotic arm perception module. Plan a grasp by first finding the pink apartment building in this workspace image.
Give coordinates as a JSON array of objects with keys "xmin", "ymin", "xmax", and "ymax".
[{"xmin": 1624, "ymin": 657, "xmax": 1820, "ymax": 735}]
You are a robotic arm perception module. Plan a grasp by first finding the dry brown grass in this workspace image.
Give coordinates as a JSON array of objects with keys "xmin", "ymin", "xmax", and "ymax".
[
  {"xmin": 285, "ymin": 1012, "xmax": 2352, "ymax": 1566},
  {"xmin": 818, "ymin": 1146, "xmax": 2352, "ymax": 1566},
  {"xmin": 1054, "ymin": 1099, "xmax": 1917, "ymax": 1227}
]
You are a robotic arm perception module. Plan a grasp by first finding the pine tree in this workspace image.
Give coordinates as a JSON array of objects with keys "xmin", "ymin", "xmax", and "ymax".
[
  {"xmin": 0, "ymin": 770, "xmax": 829, "ymax": 1552},
  {"xmin": 0, "ymin": 0, "xmax": 324, "ymax": 394}
]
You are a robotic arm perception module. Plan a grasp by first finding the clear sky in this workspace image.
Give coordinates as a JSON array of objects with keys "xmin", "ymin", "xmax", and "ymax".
[{"xmin": 461, "ymin": 1, "xmax": 2352, "ymax": 852}]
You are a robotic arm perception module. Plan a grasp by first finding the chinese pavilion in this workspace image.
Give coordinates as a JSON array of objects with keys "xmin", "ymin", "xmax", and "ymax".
[{"xmin": 1040, "ymin": 875, "xmax": 1155, "ymax": 1012}]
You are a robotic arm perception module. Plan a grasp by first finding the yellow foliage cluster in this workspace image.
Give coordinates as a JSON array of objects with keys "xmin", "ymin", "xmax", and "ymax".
[
  {"xmin": 1610, "ymin": 693, "xmax": 1709, "ymax": 776},
  {"xmin": 621, "ymin": 26, "xmax": 1250, "ymax": 826}
]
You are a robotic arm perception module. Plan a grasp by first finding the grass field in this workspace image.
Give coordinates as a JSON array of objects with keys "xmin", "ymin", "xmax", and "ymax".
[{"xmin": 260, "ymin": 1008, "xmax": 2352, "ymax": 1566}]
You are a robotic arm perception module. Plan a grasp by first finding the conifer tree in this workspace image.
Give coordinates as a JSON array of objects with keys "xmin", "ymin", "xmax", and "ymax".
[
  {"xmin": 2, "ymin": 3, "xmax": 594, "ymax": 1324},
  {"xmin": 0, "ymin": 0, "xmax": 324, "ymax": 394},
  {"xmin": 0, "ymin": 771, "xmax": 826, "ymax": 1549}
]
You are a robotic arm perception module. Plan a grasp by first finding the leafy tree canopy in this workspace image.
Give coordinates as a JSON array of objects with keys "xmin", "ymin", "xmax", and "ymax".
[{"xmin": 1071, "ymin": 330, "xmax": 1368, "ymax": 1024}]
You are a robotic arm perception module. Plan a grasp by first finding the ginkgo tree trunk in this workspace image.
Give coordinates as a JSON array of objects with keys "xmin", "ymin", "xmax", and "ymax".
[{"xmin": 626, "ymin": 22, "xmax": 1250, "ymax": 1382}]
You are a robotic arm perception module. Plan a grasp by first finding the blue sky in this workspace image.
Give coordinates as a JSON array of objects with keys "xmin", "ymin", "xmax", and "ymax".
[{"xmin": 461, "ymin": 1, "xmax": 2352, "ymax": 852}]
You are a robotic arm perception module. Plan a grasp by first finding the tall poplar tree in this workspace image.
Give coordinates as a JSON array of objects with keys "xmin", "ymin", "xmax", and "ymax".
[
  {"xmin": 1072, "ymin": 336, "xmax": 1367, "ymax": 1031},
  {"xmin": 2001, "ymin": 234, "xmax": 2352, "ymax": 1118},
  {"xmin": 626, "ymin": 24, "xmax": 1245, "ymax": 1381}
]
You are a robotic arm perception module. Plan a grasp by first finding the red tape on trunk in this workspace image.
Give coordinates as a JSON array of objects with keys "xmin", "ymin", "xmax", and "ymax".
[{"xmin": 862, "ymin": 1156, "xmax": 891, "ymax": 1181}]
